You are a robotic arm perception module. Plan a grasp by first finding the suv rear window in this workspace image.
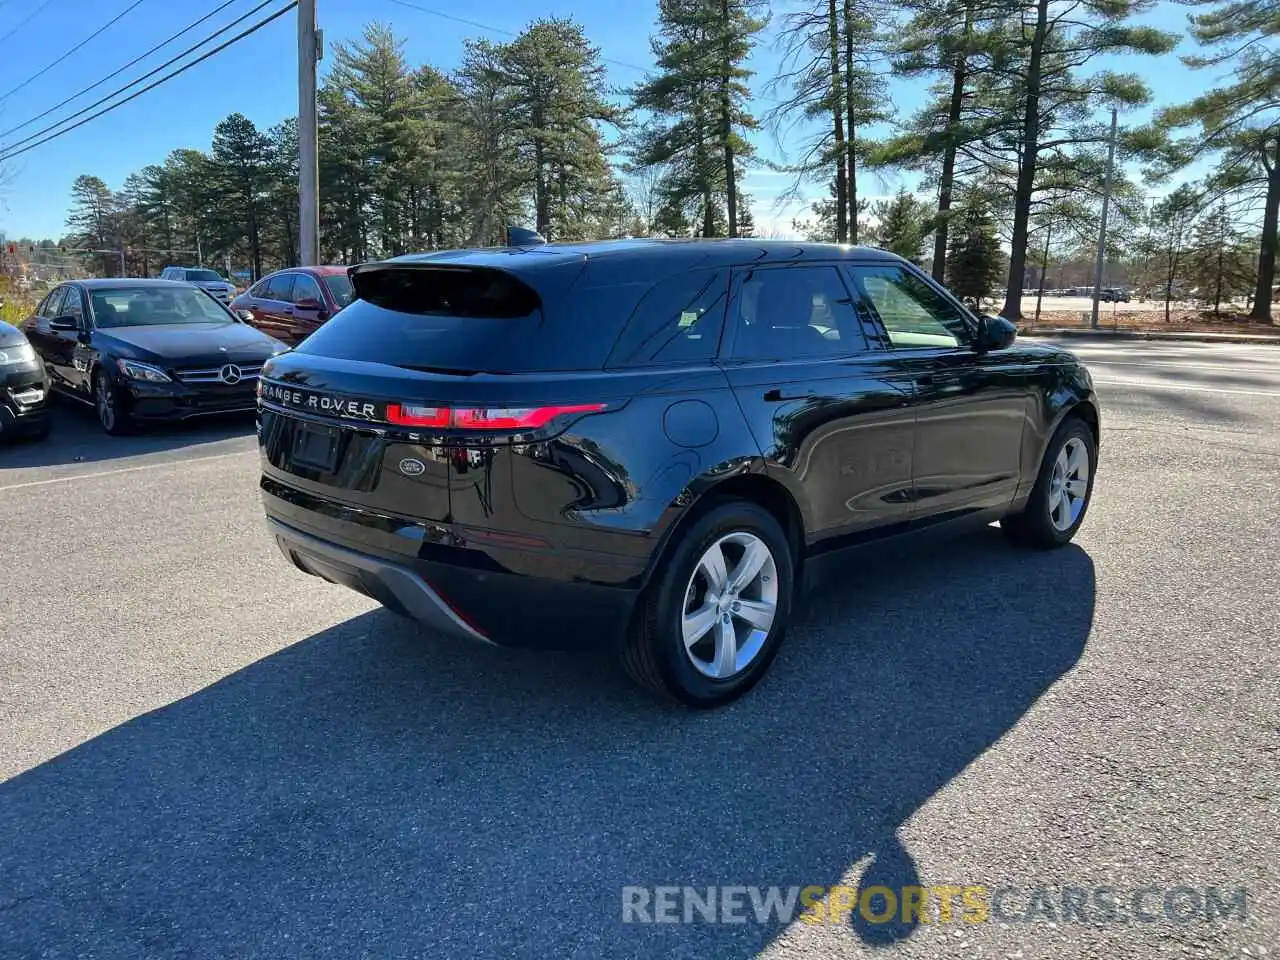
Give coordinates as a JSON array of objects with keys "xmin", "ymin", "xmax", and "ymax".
[{"xmin": 185, "ymin": 269, "xmax": 222, "ymax": 282}]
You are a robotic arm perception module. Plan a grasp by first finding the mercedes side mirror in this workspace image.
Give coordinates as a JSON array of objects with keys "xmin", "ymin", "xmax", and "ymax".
[
  {"xmin": 235, "ymin": 309, "xmax": 255, "ymax": 323},
  {"xmin": 49, "ymin": 315, "xmax": 78, "ymax": 332},
  {"xmin": 976, "ymin": 314, "xmax": 1017, "ymax": 351},
  {"xmin": 294, "ymin": 297, "xmax": 324, "ymax": 312}
]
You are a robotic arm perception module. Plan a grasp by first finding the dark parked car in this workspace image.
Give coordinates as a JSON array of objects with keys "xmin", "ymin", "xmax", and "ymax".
[
  {"xmin": 258, "ymin": 241, "xmax": 1100, "ymax": 706},
  {"xmin": 0, "ymin": 319, "xmax": 51, "ymax": 441},
  {"xmin": 159, "ymin": 266, "xmax": 238, "ymax": 304},
  {"xmin": 1100, "ymin": 288, "xmax": 1130, "ymax": 303},
  {"xmin": 230, "ymin": 266, "xmax": 353, "ymax": 345},
  {"xmin": 23, "ymin": 279, "xmax": 288, "ymax": 435}
]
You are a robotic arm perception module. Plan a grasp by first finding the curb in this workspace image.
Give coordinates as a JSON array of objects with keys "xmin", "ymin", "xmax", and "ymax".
[{"xmin": 1021, "ymin": 327, "xmax": 1280, "ymax": 346}]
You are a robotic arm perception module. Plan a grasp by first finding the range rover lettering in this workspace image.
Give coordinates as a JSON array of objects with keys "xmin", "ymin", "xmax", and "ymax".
[{"xmin": 258, "ymin": 240, "xmax": 1099, "ymax": 707}]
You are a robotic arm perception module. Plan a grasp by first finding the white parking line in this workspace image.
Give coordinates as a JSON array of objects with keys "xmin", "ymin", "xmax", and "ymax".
[
  {"xmin": 0, "ymin": 449, "xmax": 256, "ymax": 493},
  {"xmin": 1084, "ymin": 359, "xmax": 1280, "ymax": 372},
  {"xmin": 1092, "ymin": 378, "xmax": 1280, "ymax": 398}
]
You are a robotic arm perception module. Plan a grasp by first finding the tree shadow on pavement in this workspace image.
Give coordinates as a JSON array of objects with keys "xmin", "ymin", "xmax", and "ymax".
[{"xmin": 0, "ymin": 528, "xmax": 1095, "ymax": 959}]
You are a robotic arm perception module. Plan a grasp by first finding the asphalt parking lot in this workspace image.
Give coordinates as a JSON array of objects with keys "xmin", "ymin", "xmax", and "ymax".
[{"xmin": 2, "ymin": 337, "xmax": 1277, "ymax": 958}]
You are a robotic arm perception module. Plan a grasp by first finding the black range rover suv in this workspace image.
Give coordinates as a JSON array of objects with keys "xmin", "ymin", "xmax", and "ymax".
[{"xmin": 259, "ymin": 240, "xmax": 1099, "ymax": 706}]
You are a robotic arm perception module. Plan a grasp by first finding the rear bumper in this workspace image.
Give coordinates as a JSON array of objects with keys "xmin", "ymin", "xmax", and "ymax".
[
  {"xmin": 269, "ymin": 518, "xmax": 497, "ymax": 645},
  {"xmin": 262, "ymin": 478, "xmax": 644, "ymax": 649}
]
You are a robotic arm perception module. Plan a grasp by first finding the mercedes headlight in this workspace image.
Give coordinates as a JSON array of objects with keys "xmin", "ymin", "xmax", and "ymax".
[
  {"xmin": 0, "ymin": 342, "xmax": 35, "ymax": 365},
  {"xmin": 116, "ymin": 358, "xmax": 171, "ymax": 382}
]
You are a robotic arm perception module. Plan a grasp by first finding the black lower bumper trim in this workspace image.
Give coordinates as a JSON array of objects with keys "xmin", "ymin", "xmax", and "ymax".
[{"xmin": 267, "ymin": 517, "xmax": 497, "ymax": 645}]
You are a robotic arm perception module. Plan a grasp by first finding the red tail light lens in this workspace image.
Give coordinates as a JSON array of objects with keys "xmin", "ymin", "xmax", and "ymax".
[
  {"xmin": 386, "ymin": 403, "xmax": 451, "ymax": 427},
  {"xmin": 453, "ymin": 404, "xmax": 606, "ymax": 430},
  {"xmin": 385, "ymin": 403, "xmax": 606, "ymax": 430}
]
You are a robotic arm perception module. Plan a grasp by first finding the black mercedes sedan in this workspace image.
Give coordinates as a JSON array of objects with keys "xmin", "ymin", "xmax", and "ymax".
[
  {"xmin": 23, "ymin": 279, "xmax": 288, "ymax": 434},
  {"xmin": 257, "ymin": 240, "xmax": 1100, "ymax": 707},
  {"xmin": 0, "ymin": 319, "xmax": 51, "ymax": 441}
]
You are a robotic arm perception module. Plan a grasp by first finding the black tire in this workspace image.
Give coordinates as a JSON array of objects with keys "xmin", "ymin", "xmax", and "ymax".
[
  {"xmin": 1001, "ymin": 415, "xmax": 1096, "ymax": 548},
  {"xmin": 622, "ymin": 500, "xmax": 794, "ymax": 708},
  {"xmin": 94, "ymin": 370, "xmax": 132, "ymax": 436}
]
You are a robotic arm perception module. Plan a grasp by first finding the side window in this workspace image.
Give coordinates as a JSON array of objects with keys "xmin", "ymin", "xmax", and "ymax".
[
  {"xmin": 847, "ymin": 265, "xmax": 972, "ymax": 349},
  {"xmin": 61, "ymin": 288, "xmax": 85, "ymax": 325},
  {"xmin": 42, "ymin": 288, "xmax": 66, "ymax": 318},
  {"xmin": 607, "ymin": 269, "xmax": 728, "ymax": 367},
  {"xmin": 265, "ymin": 273, "xmax": 294, "ymax": 302},
  {"xmin": 729, "ymin": 265, "xmax": 865, "ymax": 362},
  {"xmin": 290, "ymin": 273, "xmax": 324, "ymax": 305},
  {"xmin": 249, "ymin": 279, "xmax": 269, "ymax": 297}
]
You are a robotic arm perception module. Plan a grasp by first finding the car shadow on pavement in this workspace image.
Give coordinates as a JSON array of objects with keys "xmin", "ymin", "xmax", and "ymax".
[
  {"xmin": 0, "ymin": 528, "xmax": 1094, "ymax": 959},
  {"xmin": 2, "ymin": 397, "xmax": 255, "ymax": 469}
]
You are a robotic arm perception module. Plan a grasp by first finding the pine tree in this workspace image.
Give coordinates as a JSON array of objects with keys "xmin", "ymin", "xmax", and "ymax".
[
  {"xmin": 983, "ymin": 0, "xmax": 1177, "ymax": 318},
  {"xmin": 1145, "ymin": 185, "xmax": 1202, "ymax": 322},
  {"xmin": 1157, "ymin": 0, "xmax": 1278, "ymax": 321},
  {"xmin": 869, "ymin": 189, "xmax": 929, "ymax": 263},
  {"xmin": 872, "ymin": 0, "xmax": 1007, "ymax": 278},
  {"xmin": 1186, "ymin": 200, "xmax": 1258, "ymax": 316},
  {"xmin": 65, "ymin": 175, "xmax": 119, "ymax": 276},
  {"xmin": 501, "ymin": 19, "xmax": 621, "ymax": 240},
  {"xmin": 945, "ymin": 199, "xmax": 1003, "ymax": 308},
  {"xmin": 630, "ymin": 0, "xmax": 766, "ymax": 237},
  {"xmin": 210, "ymin": 113, "xmax": 272, "ymax": 279},
  {"xmin": 455, "ymin": 39, "xmax": 525, "ymax": 247}
]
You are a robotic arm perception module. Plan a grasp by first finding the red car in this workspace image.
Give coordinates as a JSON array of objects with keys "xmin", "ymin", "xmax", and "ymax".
[{"xmin": 230, "ymin": 266, "xmax": 353, "ymax": 346}]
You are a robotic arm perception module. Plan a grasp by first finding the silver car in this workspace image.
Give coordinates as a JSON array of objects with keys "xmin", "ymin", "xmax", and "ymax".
[{"xmin": 159, "ymin": 266, "xmax": 237, "ymax": 304}]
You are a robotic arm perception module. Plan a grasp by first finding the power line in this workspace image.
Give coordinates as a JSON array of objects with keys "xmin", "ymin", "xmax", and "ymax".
[
  {"xmin": 0, "ymin": 0, "xmax": 244, "ymax": 139},
  {"xmin": 0, "ymin": 0, "xmax": 56, "ymax": 47},
  {"xmin": 0, "ymin": 0, "xmax": 150, "ymax": 107},
  {"xmin": 0, "ymin": 0, "xmax": 282, "ymax": 153},
  {"xmin": 382, "ymin": 0, "xmax": 650, "ymax": 74},
  {"xmin": 0, "ymin": 2, "xmax": 298, "ymax": 164}
]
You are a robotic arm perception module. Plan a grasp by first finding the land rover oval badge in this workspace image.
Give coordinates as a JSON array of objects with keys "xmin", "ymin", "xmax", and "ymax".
[{"xmin": 399, "ymin": 458, "xmax": 426, "ymax": 477}]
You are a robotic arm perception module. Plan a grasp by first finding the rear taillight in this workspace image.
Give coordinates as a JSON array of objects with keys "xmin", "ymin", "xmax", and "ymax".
[
  {"xmin": 386, "ymin": 402, "xmax": 606, "ymax": 431},
  {"xmin": 387, "ymin": 403, "xmax": 450, "ymax": 427}
]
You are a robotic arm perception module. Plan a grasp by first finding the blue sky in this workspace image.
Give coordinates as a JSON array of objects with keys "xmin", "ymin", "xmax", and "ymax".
[{"xmin": 0, "ymin": 0, "xmax": 1210, "ymax": 241}]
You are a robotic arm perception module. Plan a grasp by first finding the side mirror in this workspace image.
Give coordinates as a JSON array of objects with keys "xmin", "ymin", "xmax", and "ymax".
[
  {"xmin": 235, "ymin": 309, "xmax": 255, "ymax": 323},
  {"xmin": 294, "ymin": 297, "xmax": 324, "ymax": 311},
  {"xmin": 976, "ymin": 314, "xmax": 1017, "ymax": 351},
  {"xmin": 49, "ymin": 315, "xmax": 78, "ymax": 332}
]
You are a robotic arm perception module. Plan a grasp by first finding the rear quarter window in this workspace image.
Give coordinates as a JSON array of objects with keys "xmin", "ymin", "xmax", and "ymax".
[{"xmin": 606, "ymin": 269, "xmax": 729, "ymax": 367}]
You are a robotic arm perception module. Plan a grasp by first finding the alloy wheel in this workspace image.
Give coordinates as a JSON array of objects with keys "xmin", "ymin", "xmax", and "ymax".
[
  {"xmin": 681, "ymin": 532, "xmax": 778, "ymax": 680},
  {"xmin": 1048, "ymin": 437, "xmax": 1090, "ymax": 532},
  {"xmin": 96, "ymin": 376, "xmax": 116, "ymax": 432}
]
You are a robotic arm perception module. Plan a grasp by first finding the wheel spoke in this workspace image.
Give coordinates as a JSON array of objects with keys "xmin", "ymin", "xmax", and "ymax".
[
  {"xmin": 682, "ymin": 603, "xmax": 718, "ymax": 649},
  {"xmin": 1048, "ymin": 486, "xmax": 1062, "ymax": 511},
  {"xmin": 727, "ymin": 539, "xmax": 769, "ymax": 594},
  {"xmin": 1065, "ymin": 478, "xmax": 1087, "ymax": 497},
  {"xmin": 1053, "ymin": 495, "xmax": 1070, "ymax": 529},
  {"xmin": 711, "ymin": 616, "xmax": 737, "ymax": 678},
  {"xmin": 698, "ymin": 543, "xmax": 729, "ymax": 594},
  {"xmin": 732, "ymin": 598, "xmax": 775, "ymax": 631},
  {"xmin": 1067, "ymin": 441, "xmax": 1088, "ymax": 479}
]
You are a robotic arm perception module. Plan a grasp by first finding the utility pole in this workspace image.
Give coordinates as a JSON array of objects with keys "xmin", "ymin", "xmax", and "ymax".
[
  {"xmin": 1090, "ymin": 107, "xmax": 1119, "ymax": 330},
  {"xmin": 298, "ymin": 0, "xmax": 320, "ymax": 266}
]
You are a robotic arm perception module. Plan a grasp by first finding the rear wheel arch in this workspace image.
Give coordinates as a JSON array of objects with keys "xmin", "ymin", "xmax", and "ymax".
[{"xmin": 640, "ymin": 471, "xmax": 805, "ymax": 595}]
